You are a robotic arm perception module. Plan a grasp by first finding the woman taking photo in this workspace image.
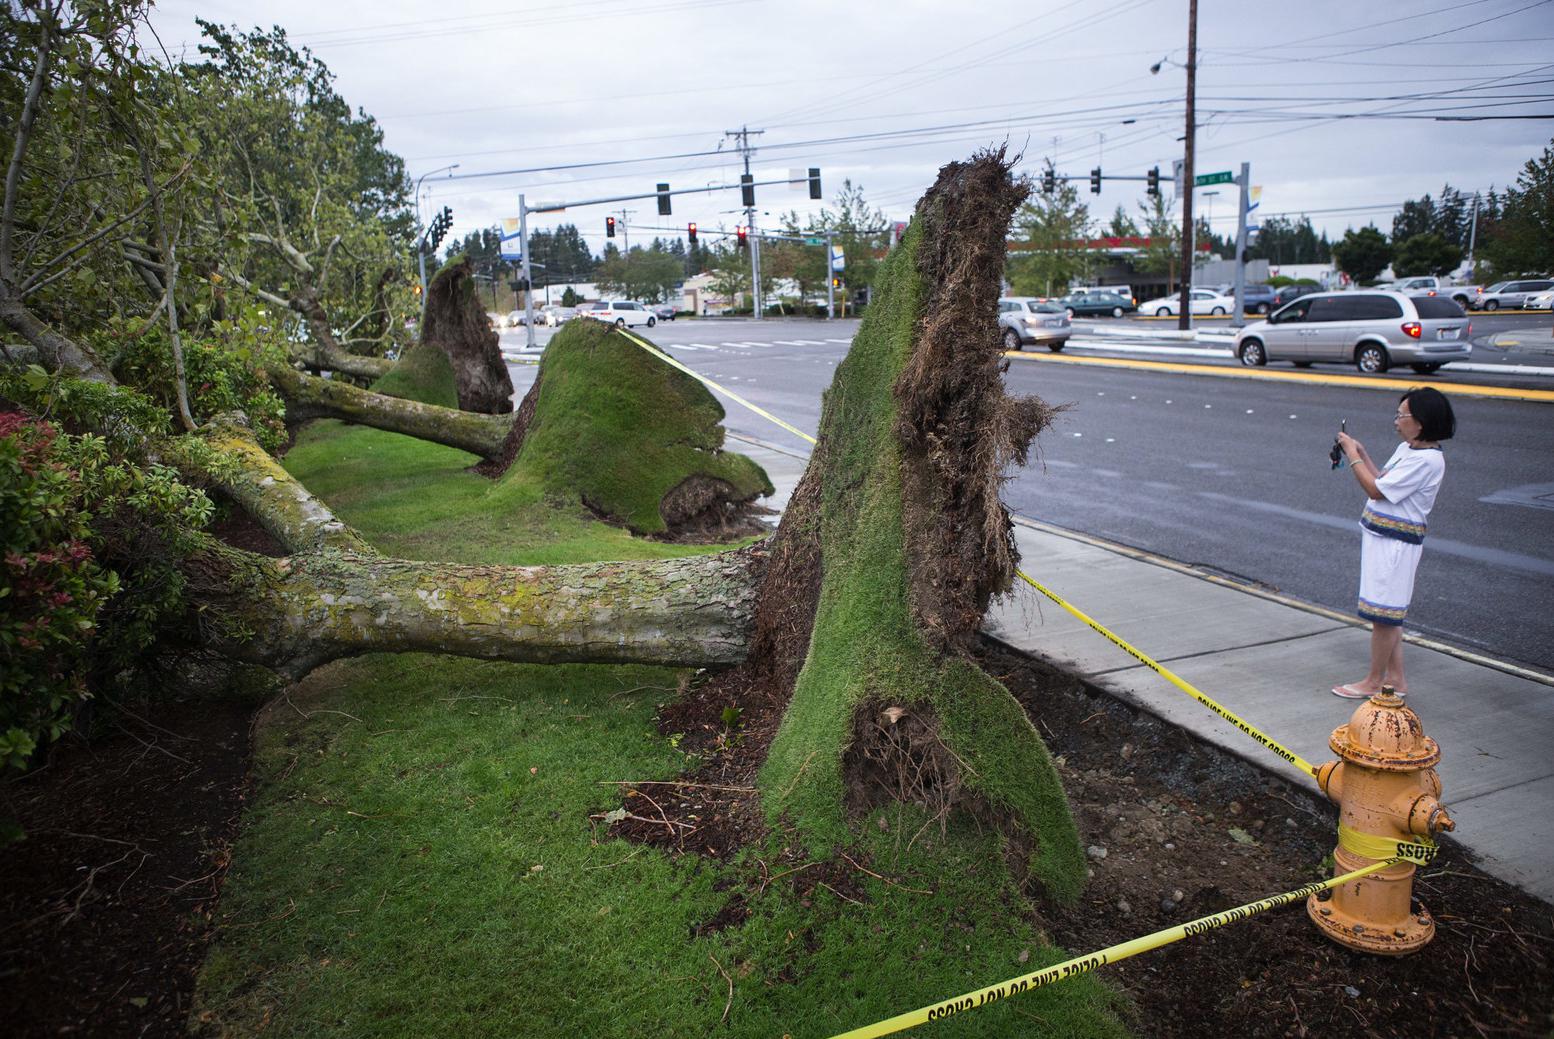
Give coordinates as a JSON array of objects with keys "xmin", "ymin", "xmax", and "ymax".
[{"xmin": 1331, "ymin": 387, "xmax": 1456, "ymax": 699}]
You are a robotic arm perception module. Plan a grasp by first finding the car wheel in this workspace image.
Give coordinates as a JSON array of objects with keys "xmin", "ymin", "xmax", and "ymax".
[
  {"xmin": 1065, "ymin": 307, "xmax": 1076, "ymax": 318},
  {"xmin": 615, "ymin": 318, "xmax": 626, "ymax": 327},
  {"xmin": 1410, "ymin": 362, "xmax": 1443, "ymax": 374},
  {"xmin": 1211, "ymin": 306, "xmax": 1226, "ymax": 316},
  {"xmin": 1355, "ymin": 343, "xmax": 1390, "ymax": 374},
  {"xmin": 1238, "ymin": 339, "xmax": 1267, "ymax": 367},
  {"xmin": 1048, "ymin": 341, "xmax": 1066, "ymax": 353},
  {"xmin": 1155, "ymin": 306, "xmax": 1171, "ymax": 317},
  {"xmin": 1256, "ymin": 303, "xmax": 1269, "ymax": 315},
  {"xmin": 1485, "ymin": 300, "xmax": 1499, "ymax": 311},
  {"xmin": 1292, "ymin": 361, "xmax": 1313, "ymax": 368},
  {"xmin": 1001, "ymin": 328, "xmax": 1022, "ymax": 352},
  {"xmin": 646, "ymin": 316, "xmax": 656, "ymax": 327},
  {"xmin": 1111, "ymin": 306, "xmax": 1123, "ymax": 318}
]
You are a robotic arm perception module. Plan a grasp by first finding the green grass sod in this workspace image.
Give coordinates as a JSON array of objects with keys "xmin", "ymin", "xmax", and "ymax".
[
  {"xmin": 192, "ymin": 374, "xmax": 1127, "ymax": 1037},
  {"xmin": 756, "ymin": 216, "xmax": 1085, "ymax": 903}
]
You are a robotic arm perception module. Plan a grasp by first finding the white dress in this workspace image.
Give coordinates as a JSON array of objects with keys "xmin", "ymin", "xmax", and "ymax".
[{"xmin": 1356, "ymin": 443, "xmax": 1445, "ymax": 626}]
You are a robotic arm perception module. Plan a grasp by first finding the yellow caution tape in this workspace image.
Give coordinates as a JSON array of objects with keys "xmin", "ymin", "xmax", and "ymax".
[
  {"xmin": 616, "ymin": 328, "xmax": 818, "ymax": 445},
  {"xmin": 1338, "ymin": 822, "xmax": 1437, "ymax": 865},
  {"xmin": 1015, "ymin": 569, "xmax": 1321, "ymax": 778},
  {"xmin": 826, "ymin": 858, "xmax": 1394, "ymax": 1039}
]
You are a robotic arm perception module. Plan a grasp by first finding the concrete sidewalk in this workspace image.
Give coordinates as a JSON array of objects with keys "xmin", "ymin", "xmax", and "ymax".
[{"xmin": 728, "ymin": 432, "xmax": 1554, "ymax": 904}]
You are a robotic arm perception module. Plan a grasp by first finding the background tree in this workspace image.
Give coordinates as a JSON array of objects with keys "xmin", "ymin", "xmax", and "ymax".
[
  {"xmin": 1478, "ymin": 137, "xmax": 1554, "ymax": 277},
  {"xmin": 1006, "ymin": 165, "xmax": 1093, "ymax": 296},
  {"xmin": 1134, "ymin": 193, "xmax": 1181, "ymax": 293},
  {"xmin": 1106, "ymin": 205, "xmax": 1140, "ymax": 238},
  {"xmin": 594, "ymin": 244, "xmax": 683, "ymax": 303},
  {"xmin": 1331, "ymin": 225, "xmax": 1392, "ymax": 285},
  {"xmin": 705, "ymin": 239, "xmax": 751, "ymax": 309},
  {"xmin": 1392, "ymin": 233, "xmax": 1463, "ymax": 277},
  {"xmin": 1246, "ymin": 215, "xmax": 1331, "ymax": 265},
  {"xmin": 809, "ymin": 179, "xmax": 888, "ymax": 294}
]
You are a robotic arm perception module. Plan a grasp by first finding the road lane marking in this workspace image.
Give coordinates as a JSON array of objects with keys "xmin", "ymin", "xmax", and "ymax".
[{"xmin": 1003, "ymin": 351, "xmax": 1554, "ymax": 402}]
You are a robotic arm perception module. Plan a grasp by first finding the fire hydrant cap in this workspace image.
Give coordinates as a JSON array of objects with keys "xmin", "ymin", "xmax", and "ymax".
[{"xmin": 1329, "ymin": 689, "xmax": 1441, "ymax": 771}]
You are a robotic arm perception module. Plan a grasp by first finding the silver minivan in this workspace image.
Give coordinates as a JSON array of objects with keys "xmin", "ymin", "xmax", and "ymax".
[{"xmin": 1233, "ymin": 291, "xmax": 1471, "ymax": 374}]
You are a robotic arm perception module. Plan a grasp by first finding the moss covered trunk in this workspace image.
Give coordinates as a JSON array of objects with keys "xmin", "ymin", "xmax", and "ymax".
[
  {"xmin": 199, "ymin": 543, "xmax": 762, "ymax": 679},
  {"xmin": 272, "ymin": 366, "xmax": 512, "ymax": 460}
]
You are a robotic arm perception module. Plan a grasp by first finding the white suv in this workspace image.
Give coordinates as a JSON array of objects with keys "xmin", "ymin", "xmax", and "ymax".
[
  {"xmin": 578, "ymin": 300, "xmax": 656, "ymax": 328},
  {"xmin": 996, "ymin": 297, "xmax": 1071, "ymax": 352}
]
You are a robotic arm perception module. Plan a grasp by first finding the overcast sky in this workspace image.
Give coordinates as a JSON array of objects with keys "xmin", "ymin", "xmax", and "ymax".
[{"xmin": 145, "ymin": 0, "xmax": 1554, "ymax": 254}]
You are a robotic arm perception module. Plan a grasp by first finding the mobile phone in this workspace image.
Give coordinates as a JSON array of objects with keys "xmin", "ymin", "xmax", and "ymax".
[{"xmin": 1329, "ymin": 420, "xmax": 1346, "ymax": 469}]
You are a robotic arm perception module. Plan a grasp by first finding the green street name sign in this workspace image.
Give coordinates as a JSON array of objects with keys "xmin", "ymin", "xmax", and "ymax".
[
  {"xmin": 804, "ymin": 237, "xmax": 825, "ymax": 246},
  {"xmin": 1195, "ymin": 171, "xmax": 1234, "ymax": 187}
]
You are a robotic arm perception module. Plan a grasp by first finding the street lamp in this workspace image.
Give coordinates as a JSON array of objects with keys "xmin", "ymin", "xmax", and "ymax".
[{"xmin": 412, "ymin": 164, "xmax": 460, "ymax": 303}]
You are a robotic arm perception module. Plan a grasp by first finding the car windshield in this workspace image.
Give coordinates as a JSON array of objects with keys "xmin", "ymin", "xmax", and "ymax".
[{"xmin": 1032, "ymin": 302, "xmax": 1064, "ymax": 313}]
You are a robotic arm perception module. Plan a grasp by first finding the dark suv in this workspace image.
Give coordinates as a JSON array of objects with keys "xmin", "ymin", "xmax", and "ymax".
[{"xmin": 1270, "ymin": 283, "xmax": 1321, "ymax": 309}]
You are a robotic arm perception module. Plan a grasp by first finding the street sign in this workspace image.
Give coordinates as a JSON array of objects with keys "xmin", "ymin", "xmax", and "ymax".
[
  {"xmin": 1195, "ymin": 171, "xmax": 1234, "ymax": 187},
  {"xmin": 1172, "ymin": 159, "xmax": 1184, "ymax": 197},
  {"xmin": 804, "ymin": 237, "xmax": 825, "ymax": 246}
]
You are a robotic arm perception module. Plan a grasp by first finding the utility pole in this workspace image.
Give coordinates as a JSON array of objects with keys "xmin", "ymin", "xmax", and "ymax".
[
  {"xmin": 1465, "ymin": 194, "xmax": 1480, "ymax": 276},
  {"xmin": 1232, "ymin": 162, "xmax": 1250, "ymax": 325},
  {"xmin": 1178, "ymin": 0, "xmax": 1198, "ymax": 331},
  {"xmin": 725, "ymin": 125, "xmax": 765, "ymax": 318},
  {"xmin": 617, "ymin": 208, "xmax": 635, "ymax": 253}
]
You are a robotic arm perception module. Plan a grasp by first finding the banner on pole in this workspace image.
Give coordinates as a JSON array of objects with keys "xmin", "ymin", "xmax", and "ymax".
[{"xmin": 499, "ymin": 218, "xmax": 523, "ymax": 262}]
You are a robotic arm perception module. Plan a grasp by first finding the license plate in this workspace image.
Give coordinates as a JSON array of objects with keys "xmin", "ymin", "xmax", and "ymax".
[{"xmin": 1436, "ymin": 328, "xmax": 1459, "ymax": 340}]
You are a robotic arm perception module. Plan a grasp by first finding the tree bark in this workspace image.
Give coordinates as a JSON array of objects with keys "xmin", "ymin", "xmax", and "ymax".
[
  {"xmin": 199, "ymin": 542, "xmax": 763, "ymax": 679},
  {"xmin": 271, "ymin": 365, "xmax": 512, "ymax": 460}
]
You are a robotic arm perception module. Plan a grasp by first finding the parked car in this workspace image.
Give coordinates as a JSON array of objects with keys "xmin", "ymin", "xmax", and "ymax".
[
  {"xmin": 539, "ymin": 306, "xmax": 576, "ymax": 326},
  {"xmin": 1523, "ymin": 287, "xmax": 1554, "ymax": 311},
  {"xmin": 649, "ymin": 303, "xmax": 678, "ymax": 321},
  {"xmin": 1473, "ymin": 278, "xmax": 1554, "ymax": 310},
  {"xmin": 1270, "ymin": 283, "xmax": 1322, "ymax": 309},
  {"xmin": 577, "ymin": 300, "xmax": 656, "ymax": 328},
  {"xmin": 1217, "ymin": 282, "xmax": 1277, "ymax": 314},
  {"xmin": 1232, "ymin": 291, "xmax": 1471, "ymax": 374},
  {"xmin": 1139, "ymin": 288, "xmax": 1235, "ymax": 317},
  {"xmin": 997, "ymin": 296, "xmax": 1071, "ymax": 351},
  {"xmin": 1060, "ymin": 290, "xmax": 1136, "ymax": 318},
  {"xmin": 1380, "ymin": 276, "xmax": 1476, "ymax": 309},
  {"xmin": 1071, "ymin": 284, "xmax": 1134, "ymax": 303}
]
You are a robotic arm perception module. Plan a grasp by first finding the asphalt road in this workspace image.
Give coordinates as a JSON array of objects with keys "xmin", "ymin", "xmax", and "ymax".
[{"xmin": 503, "ymin": 317, "xmax": 1554, "ymax": 672}]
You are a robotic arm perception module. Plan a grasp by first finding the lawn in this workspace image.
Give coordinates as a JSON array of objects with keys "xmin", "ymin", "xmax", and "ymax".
[{"xmin": 191, "ymin": 420, "xmax": 1129, "ymax": 1038}]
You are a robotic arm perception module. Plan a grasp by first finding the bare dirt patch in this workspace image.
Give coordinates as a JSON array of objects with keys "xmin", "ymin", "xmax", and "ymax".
[
  {"xmin": 5, "ymin": 638, "xmax": 1548, "ymax": 1037},
  {"xmin": 0, "ymin": 695, "xmax": 254, "ymax": 1038}
]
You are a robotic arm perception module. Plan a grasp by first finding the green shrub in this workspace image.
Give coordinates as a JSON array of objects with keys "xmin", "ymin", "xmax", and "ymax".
[
  {"xmin": 106, "ymin": 305, "xmax": 289, "ymax": 452},
  {"xmin": 0, "ymin": 408, "xmax": 214, "ymax": 768}
]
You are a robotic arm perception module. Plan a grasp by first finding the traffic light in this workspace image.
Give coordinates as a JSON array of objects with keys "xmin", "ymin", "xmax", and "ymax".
[
  {"xmin": 740, "ymin": 173, "xmax": 755, "ymax": 208},
  {"xmin": 1090, "ymin": 168, "xmax": 1102, "ymax": 194},
  {"xmin": 657, "ymin": 182, "xmax": 672, "ymax": 217},
  {"xmin": 1147, "ymin": 166, "xmax": 1160, "ymax": 196},
  {"xmin": 831, "ymin": 277, "xmax": 841, "ymax": 289},
  {"xmin": 426, "ymin": 206, "xmax": 453, "ymax": 252},
  {"xmin": 687, "ymin": 222, "xmax": 697, "ymax": 245},
  {"xmin": 736, "ymin": 225, "xmax": 748, "ymax": 249},
  {"xmin": 1042, "ymin": 168, "xmax": 1055, "ymax": 194},
  {"xmin": 606, "ymin": 215, "xmax": 616, "ymax": 238},
  {"xmin": 808, "ymin": 167, "xmax": 822, "ymax": 200}
]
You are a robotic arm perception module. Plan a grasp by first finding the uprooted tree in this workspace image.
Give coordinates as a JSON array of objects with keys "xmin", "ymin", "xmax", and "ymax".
[{"xmin": 2, "ymin": 5, "xmax": 1082, "ymax": 897}]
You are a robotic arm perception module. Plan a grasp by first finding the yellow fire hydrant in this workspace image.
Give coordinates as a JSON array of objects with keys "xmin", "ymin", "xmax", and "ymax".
[{"xmin": 1307, "ymin": 687, "xmax": 1455, "ymax": 956}]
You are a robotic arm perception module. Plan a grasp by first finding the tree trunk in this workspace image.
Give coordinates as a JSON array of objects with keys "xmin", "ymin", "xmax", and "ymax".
[
  {"xmin": 195, "ymin": 541, "xmax": 762, "ymax": 679},
  {"xmin": 271, "ymin": 365, "xmax": 512, "ymax": 460}
]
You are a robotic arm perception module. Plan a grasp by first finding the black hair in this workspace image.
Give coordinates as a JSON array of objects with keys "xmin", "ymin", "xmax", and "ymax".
[{"xmin": 1401, "ymin": 387, "xmax": 1455, "ymax": 442}]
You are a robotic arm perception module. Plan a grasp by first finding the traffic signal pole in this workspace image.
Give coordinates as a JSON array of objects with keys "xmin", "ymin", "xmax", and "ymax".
[
  {"xmin": 520, "ymin": 195, "xmax": 535, "ymax": 349},
  {"xmin": 1232, "ymin": 162, "xmax": 1251, "ymax": 325},
  {"xmin": 1178, "ymin": 0, "xmax": 1198, "ymax": 332}
]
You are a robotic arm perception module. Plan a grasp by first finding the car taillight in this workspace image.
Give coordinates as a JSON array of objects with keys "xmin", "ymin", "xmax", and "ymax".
[
  {"xmin": 1466, "ymin": 321, "xmax": 1472, "ymax": 335},
  {"xmin": 1401, "ymin": 322, "xmax": 1422, "ymax": 339}
]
